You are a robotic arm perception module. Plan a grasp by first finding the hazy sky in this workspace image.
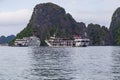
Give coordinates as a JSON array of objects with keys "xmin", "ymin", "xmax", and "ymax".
[{"xmin": 0, "ymin": 0, "xmax": 120, "ymax": 36}]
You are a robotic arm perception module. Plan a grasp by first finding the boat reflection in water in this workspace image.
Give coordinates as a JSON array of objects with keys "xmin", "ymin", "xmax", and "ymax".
[{"xmin": 30, "ymin": 47, "xmax": 75, "ymax": 80}]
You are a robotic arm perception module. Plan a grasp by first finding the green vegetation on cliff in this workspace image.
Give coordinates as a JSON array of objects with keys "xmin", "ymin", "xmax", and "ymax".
[
  {"xmin": 87, "ymin": 23, "xmax": 111, "ymax": 45},
  {"xmin": 9, "ymin": 23, "xmax": 32, "ymax": 45},
  {"xmin": 110, "ymin": 7, "xmax": 120, "ymax": 45},
  {"xmin": 16, "ymin": 24, "xmax": 32, "ymax": 39},
  {"xmin": 87, "ymin": 24, "xmax": 102, "ymax": 45}
]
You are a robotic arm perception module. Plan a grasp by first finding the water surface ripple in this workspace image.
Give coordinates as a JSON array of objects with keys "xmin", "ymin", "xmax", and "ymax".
[{"xmin": 0, "ymin": 46, "xmax": 120, "ymax": 80}]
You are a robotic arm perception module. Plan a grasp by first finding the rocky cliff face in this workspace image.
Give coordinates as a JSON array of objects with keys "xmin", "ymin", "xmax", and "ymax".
[
  {"xmin": 101, "ymin": 26, "xmax": 112, "ymax": 45},
  {"xmin": 109, "ymin": 7, "xmax": 120, "ymax": 45},
  {"xmin": 15, "ymin": 2, "xmax": 87, "ymax": 45},
  {"xmin": 87, "ymin": 23, "xmax": 112, "ymax": 46}
]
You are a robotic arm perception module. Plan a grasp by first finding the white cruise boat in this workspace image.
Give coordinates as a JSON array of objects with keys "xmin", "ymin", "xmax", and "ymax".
[
  {"xmin": 14, "ymin": 36, "xmax": 40, "ymax": 47},
  {"xmin": 45, "ymin": 35, "xmax": 90, "ymax": 47}
]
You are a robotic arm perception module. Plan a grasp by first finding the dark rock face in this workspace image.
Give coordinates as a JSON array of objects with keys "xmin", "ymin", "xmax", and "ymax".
[
  {"xmin": 101, "ymin": 26, "xmax": 112, "ymax": 45},
  {"xmin": 109, "ymin": 7, "xmax": 120, "ymax": 45},
  {"xmin": 31, "ymin": 3, "xmax": 86, "ymax": 38},
  {"xmin": 77, "ymin": 22, "xmax": 87, "ymax": 38},
  {"xmin": 87, "ymin": 23, "xmax": 112, "ymax": 46},
  {"xmin": 15, "ymin": 2, "xmax": 87, "ymax": 45}
]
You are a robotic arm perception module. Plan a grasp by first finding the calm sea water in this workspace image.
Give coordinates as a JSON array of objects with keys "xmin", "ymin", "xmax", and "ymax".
[{"xmin": 0, "ymin": 46, "xmax": 120, "ymax": 80}]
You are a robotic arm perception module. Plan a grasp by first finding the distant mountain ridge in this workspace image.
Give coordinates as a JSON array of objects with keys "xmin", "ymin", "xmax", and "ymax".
[{"xmin": 0, "ymin": 35, "xmax": 15, "ymax": 44}]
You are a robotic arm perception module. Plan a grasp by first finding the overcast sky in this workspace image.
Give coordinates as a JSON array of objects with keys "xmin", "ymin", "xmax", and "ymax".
[{"xmin": 0, "ymin": 0, "xmax": 120, "ymax": 36}]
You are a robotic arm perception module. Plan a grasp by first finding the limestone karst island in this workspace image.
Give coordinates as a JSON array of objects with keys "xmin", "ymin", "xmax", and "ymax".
[{"xmin": 6, "ymin": 2, "xmax": 120, "ymax": 47}]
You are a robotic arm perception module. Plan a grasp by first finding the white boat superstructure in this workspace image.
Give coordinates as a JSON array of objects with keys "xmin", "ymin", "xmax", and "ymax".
[
  {"xmin": 27, "ymin": 36, "xmax": 40, "ymax": 46},
  {"xmin": 45, "ymin": 36, "xmax": 73, "ymax": 47},
  {"xmin": 14, "ymin": 36, "xmax": 40, "ymax": 47},
  {"xmin": 74, "ymin": 38, "xmax": 90, "ymax": 47},
  {"xmin": 45, "ymin": 35, "xmax": 90, "ymax": 47}
]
